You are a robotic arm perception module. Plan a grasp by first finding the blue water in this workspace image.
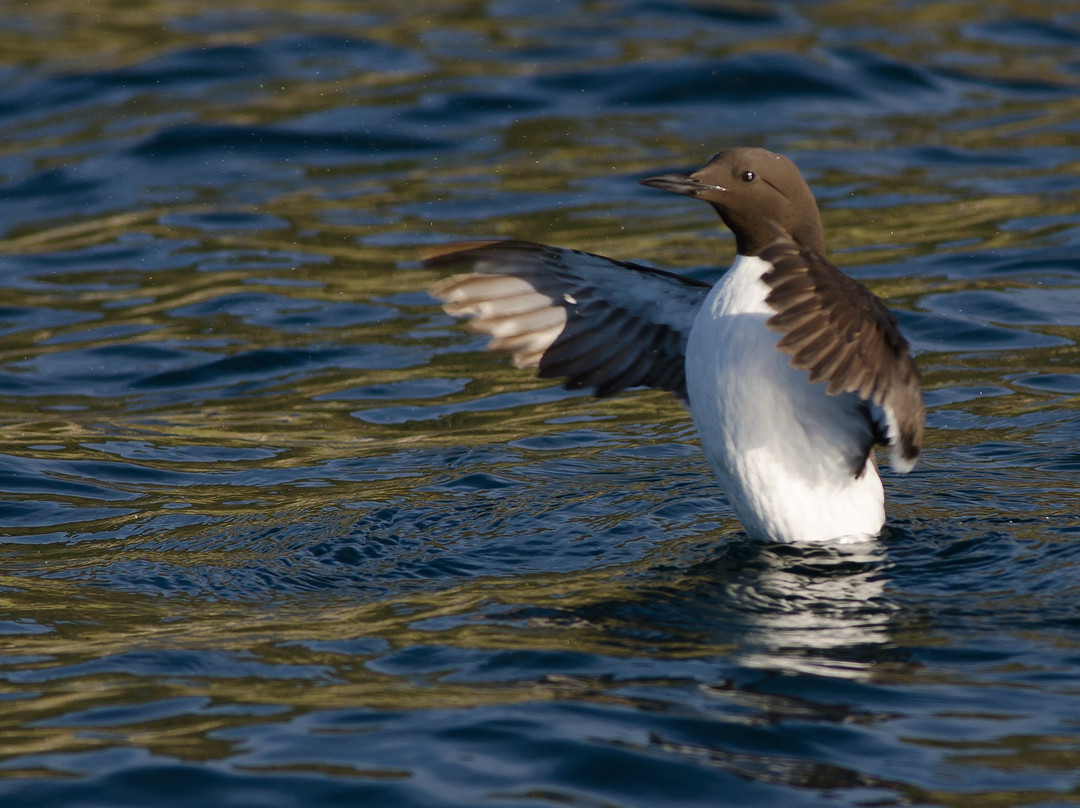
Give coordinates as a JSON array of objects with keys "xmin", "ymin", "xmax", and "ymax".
[{"xmin": 0, "ymin": 2, "xmax": 1078, "ymax": 806}]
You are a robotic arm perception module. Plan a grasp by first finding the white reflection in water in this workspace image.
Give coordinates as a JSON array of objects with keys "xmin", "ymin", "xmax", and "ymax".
[{"xmin": 725, "ymin": 538, "xmax": 894, "ymax": 680}]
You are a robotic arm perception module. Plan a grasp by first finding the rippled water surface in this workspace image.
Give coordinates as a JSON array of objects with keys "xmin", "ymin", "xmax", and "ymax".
[{"xmin": 0, "ymin": 1, "xmax": 1079, "ymax": 806}]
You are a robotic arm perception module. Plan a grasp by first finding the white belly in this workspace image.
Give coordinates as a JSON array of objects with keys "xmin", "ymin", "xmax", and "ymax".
[{"xmin": 685, "ymin": 255, "xmax": 885, "ymax": 543}]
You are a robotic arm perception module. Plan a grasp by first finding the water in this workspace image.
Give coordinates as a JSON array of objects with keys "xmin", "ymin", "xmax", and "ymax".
[{"xmin": 0, "ymin": 1, "xmax": 1078, "ymax": 805}]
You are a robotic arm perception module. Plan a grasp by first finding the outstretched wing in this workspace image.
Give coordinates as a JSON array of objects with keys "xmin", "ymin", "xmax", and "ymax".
[
  {"xmin": 760, "ymin": 236, "xmax": 924, "ymax": 472},
  {"xmin": 425, "ymin": 240, "xmax": 710, "ymax": 401}
]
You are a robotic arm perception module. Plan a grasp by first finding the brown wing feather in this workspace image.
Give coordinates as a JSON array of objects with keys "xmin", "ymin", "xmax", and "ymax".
[
  {"xmin": 427, "ymin": 240, "xmax": 710, "ymax": 401},
  {"xmin": 760, "ymin": 237, "xmax": 924, "ymax": 471}
]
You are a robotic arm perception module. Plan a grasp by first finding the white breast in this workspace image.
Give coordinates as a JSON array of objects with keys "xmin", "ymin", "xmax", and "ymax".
[{"xmin": 685, "ymin": 254, "xmax": 885, "ymax": 542}]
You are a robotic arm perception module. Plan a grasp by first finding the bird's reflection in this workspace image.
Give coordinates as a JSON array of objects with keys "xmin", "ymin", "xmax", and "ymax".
[
  {"xmin": 671, "ymin": 534, "xmax": 896, "ymax": 680},
  {"xmin": 499, "ymin": 529, "xmax": 900, "ymax": 682}
]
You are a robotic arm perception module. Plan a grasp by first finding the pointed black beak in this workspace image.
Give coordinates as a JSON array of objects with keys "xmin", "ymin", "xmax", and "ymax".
[{"xmin": 639, "ymin": 173, "xmax": 725, "ymax": 197}]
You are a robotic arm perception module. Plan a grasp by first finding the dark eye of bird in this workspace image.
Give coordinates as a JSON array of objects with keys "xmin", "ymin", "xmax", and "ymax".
[{"xmin": 742, "ymin": 170, "xmax": 755, "ymax": 182}]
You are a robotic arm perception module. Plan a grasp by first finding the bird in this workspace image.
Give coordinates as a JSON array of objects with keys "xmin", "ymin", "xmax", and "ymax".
[{"xmin": 424, "ymin": 147, "xmax": 924, "ymax": 543}]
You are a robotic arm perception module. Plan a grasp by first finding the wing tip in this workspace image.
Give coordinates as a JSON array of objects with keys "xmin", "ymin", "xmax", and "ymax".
[
  {"xmin": 889, "ymin": 447, "xmax": 919, "ymax": 474},
  {"xmin": 420, "ymin": 240, "xmax": 506, "ymax": 266},
  {"xmin": 429, "ymin": 273, "xmax": 466, "ymax": 301}
]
